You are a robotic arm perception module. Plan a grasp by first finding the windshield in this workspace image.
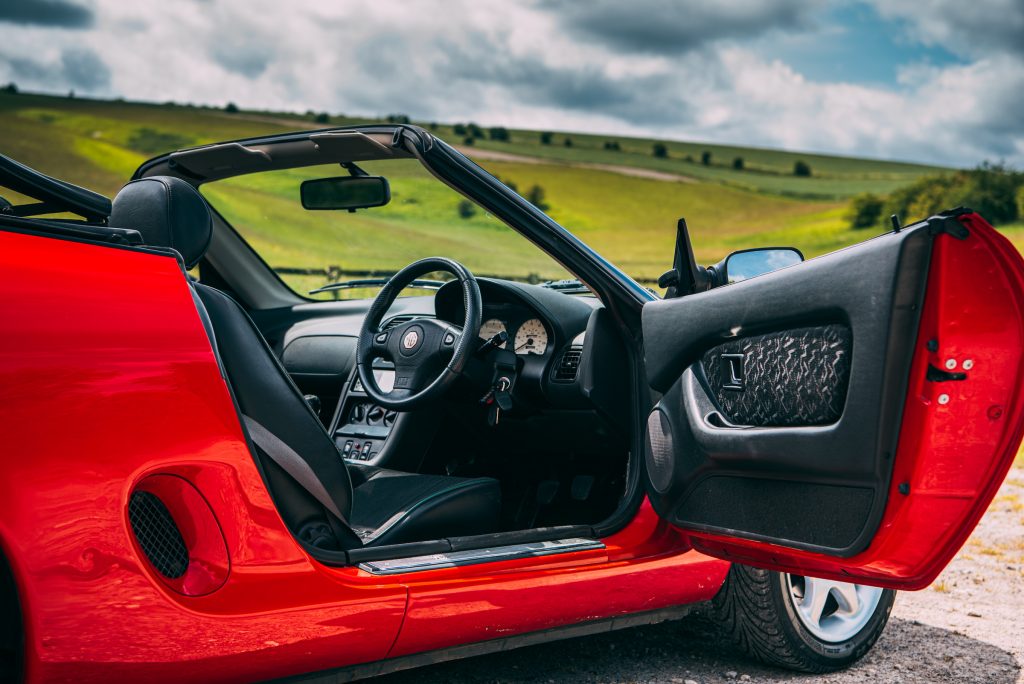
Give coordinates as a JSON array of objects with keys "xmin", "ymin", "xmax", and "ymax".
[{"xmin": 200, "ymin": 159, "xmax": 573, "ymax": 300}]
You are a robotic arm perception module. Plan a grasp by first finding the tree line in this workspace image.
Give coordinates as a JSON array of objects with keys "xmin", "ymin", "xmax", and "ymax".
[{"xmin": 847, "ymin": 163, "xmax": 1024, "ymax": 229}]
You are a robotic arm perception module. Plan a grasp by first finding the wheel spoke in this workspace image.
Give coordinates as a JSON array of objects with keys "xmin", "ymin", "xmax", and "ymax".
[
  {"xmin": 805, "ymin": 580, "xmax": 831, "ymax": 626},
  {"xmin": 833, "ymin": 582, "xmax": 860, "ymax": 615}
]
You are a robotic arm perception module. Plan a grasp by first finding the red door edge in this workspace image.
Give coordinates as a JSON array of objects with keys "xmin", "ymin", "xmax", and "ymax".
[{"xmin": 685, "ymin": 213, "xmax": 1024, "ymax": 590}]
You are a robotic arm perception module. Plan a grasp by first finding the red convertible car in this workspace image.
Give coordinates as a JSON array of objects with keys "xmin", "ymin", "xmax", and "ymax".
[{"xmin": 1, "ymin": 125, "xmax": 1022, "ymax": 683}]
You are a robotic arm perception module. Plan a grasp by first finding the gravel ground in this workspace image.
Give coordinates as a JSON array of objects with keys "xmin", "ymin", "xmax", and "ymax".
[{"xmin": 378, "ymin": 465, "xmax": 1024, "ymax": 684}]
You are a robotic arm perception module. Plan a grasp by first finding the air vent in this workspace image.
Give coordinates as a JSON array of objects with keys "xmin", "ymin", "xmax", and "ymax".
[
  {"xmin": 129, "ymin": 491, "xmax": 189, "ymax": 579},
  {"xmin": 554, "ymin": 345, "xmax": 584, "ymax": 382},
  {"xmin": 382, "ymin": 314, "xmax": 432, "ymax": 331}
]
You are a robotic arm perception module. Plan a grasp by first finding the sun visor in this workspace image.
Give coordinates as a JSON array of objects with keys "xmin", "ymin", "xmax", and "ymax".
[
  {"xmin": 309, "ymin": 132, "xmax": 398, "ymax": 161},
  {"xmin": 169, "ymin": 143, "xmax": 272, "ymax": 178}
]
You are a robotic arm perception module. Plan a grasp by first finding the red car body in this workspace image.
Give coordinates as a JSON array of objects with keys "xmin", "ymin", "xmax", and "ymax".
[
  {"xmin": 2, "ymin": 150, "xmax": 1023, "ymax": 682},
  {"xmin": 0, "ymin": 228, "xmax": 728, "ymax": 683}
]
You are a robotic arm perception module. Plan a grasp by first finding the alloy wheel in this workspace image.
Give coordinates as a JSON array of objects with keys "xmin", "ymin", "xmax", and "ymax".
[{"xmin": 785, "ymin": 574, "xmax": 884, "ymax": 643}]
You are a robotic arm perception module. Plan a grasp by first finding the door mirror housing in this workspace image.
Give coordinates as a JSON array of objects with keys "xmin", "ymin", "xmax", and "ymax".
[
  {"xmin": 715, "ymin": 247, "xmax": 803, "ymax": 285},
  {"xmin": 300, "ymin": 176, "xmax": 390, "ymax": 211}
]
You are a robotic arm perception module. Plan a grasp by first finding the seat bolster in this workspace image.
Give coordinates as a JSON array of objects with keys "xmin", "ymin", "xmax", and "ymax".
[{"xmin": 350, "ymin": 469, "xmax": 501, "ymax": 547}]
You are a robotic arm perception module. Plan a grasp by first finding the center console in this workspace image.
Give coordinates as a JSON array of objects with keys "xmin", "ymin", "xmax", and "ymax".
[{"xmin": 330, "ymin": 366, "xmax": 399, "ymax": 463}]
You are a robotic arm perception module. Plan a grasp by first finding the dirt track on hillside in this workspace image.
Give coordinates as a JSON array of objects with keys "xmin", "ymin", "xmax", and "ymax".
[{"xmin": 379, "ymin": 466, "xmax": 1024, "ymax": 684}]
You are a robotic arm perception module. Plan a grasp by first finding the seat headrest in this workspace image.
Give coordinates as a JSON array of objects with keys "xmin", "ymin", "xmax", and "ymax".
[{"xmin": 109, "ymin": 177, "xmax": 213, "ymax": 269}]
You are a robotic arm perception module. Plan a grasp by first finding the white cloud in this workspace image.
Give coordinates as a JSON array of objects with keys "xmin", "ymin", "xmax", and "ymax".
[
  {"xmin": 865, "ymin": 0, "xmax": 1024, "ymax": 59},
  {"xmin": 0, "ymin": 0, "xmax": 1021, "ymax": 166}
]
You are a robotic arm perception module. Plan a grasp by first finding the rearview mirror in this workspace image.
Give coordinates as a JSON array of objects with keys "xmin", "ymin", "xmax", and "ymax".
[
  {"xmin": 719, "ymin": 247, "xmax": 803, "ymax": 284},
  {"xmin": 300, "ymin": 176, "xmax": 390, "ymax": 211}
]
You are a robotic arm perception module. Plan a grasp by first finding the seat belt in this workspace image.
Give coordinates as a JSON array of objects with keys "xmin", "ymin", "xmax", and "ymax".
[{"xmin": 241, "ymin": 414, "xmax": 349, "ymax": 525}]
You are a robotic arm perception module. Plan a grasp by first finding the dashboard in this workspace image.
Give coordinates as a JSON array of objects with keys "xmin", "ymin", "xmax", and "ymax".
[
  {"xmin": 268, "ymin": 277, "xmax": 607, "ymax": 411},
  {"xmin": 433, "ymin": 278, "xmax": 595, "ymax": 364},
  {"xmin": 262, "ymin": 277, "xmax": 628, "ymax": 468}
]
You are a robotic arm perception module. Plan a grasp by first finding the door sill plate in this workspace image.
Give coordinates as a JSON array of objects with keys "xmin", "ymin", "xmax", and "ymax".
[{"xmin": 358, "ymin": 537, "xmax": 604, "ymax": 575}]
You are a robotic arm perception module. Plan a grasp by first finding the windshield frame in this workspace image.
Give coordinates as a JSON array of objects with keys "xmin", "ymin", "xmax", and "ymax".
[{"xmin": 133, "ymin": 125, "xmax": 657, "ymax": 310}]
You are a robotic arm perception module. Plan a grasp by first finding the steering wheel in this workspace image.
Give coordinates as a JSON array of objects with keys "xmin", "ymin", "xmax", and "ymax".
[{"xmin": 356, "ymin": 257, "xmax": 482, "ymax": 410}]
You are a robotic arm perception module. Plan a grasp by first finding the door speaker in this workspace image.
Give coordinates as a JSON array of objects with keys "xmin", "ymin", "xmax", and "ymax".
[{"xmin": 645, "ymin": 408, "xmax": 675, "ymax": 493}]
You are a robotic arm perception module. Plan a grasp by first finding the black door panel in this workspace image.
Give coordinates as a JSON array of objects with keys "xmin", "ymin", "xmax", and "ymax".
[{"xmin": 642, "ymin": 225, "xmax": 934, "ymax": 556}]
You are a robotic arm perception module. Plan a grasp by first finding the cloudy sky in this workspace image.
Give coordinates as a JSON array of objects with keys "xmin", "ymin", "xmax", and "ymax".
[{"xmin": 1, "ymin": 0, "xmax": 1022, "ymax": 166}]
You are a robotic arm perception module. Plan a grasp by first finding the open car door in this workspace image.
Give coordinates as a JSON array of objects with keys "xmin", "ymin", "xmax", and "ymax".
[{"xmin": 641, "ymin": 210, "xmax": 1024, "ymax": 590}]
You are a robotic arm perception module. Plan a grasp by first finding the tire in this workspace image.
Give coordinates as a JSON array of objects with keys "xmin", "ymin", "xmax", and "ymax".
[{"xmin": 711, "ymin": 563, "xmax": 896, "ymax": 673}]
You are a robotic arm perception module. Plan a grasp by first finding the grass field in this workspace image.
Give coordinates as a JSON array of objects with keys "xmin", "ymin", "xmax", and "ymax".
[
  {"xmin": 430, "ymin": 124, "xmax": 947, "ymax": 200},
  {"xmin": 5, "ymin": 90, "xmax": 1019, "ymax": 297}
]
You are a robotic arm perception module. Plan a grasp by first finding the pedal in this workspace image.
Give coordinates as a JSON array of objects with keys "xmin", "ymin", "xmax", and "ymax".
[
  {"xmin": 536, "ymin": 480, "xmax": 559, "ymax": 505},
  {"xmin": 571, "ymin": 475, "xmax": 595, "ymax": 501}
]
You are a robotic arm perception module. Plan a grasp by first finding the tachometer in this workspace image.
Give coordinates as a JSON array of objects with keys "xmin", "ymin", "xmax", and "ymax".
[
  {"xmin": 479, "ymin": 318, "xmax": 508, "ymax": 347},
  {"xmin": 514, "ymin": 318, "xmax": 548, "ymax": 355}
]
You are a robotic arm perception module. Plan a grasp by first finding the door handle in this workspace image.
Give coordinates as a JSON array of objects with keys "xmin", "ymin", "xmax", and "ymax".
[{"xmin": 704, "ymin": 410, "xmax": 752, "ymax": 429}]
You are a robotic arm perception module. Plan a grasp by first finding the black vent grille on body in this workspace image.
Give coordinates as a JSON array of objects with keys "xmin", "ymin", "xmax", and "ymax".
[
  {"xmin": 554, "ymin": 345, "xmax": 583, "ymax": 381},
  {"xmin": 129, "ymin": 491, "xmax": 189, "ymax": 579}
]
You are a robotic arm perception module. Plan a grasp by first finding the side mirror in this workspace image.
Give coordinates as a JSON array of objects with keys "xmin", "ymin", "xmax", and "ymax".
[
  {"xmin": 715, "ymin": 247, "xmax": 803, "ymax": 285},
  {"xmin": 300, "ymin": 176, "xmax": 390, "ymax": 211}
]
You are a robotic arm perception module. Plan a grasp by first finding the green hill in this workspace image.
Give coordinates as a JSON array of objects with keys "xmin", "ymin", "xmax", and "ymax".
[{"xmin": 5, "ymin": 90, "xmax": 1008, "ymax": 292}]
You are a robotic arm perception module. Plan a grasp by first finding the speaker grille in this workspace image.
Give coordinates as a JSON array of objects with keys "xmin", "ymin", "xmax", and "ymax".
[
  {"xmin": 129, "ymin": 491, "xmax": 189, "ymax": 579},
  {"xmin": 645, "ymin": 409, "xmax": 675, "ymax": 493}
]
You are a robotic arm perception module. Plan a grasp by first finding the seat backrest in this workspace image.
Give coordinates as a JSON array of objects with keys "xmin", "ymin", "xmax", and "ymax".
[
  {"xmin": 194, "ymin": 283, "xmax": 355, "ymax": 522},
  {"xmin": 109, "ymin": 176, "xmax": 355, "ymax": 526}
]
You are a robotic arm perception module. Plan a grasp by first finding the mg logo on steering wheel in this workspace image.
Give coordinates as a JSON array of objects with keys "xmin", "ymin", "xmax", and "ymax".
[{"xmin": 402, "ymin": 330, "xmax": 419, "ymax": 350}]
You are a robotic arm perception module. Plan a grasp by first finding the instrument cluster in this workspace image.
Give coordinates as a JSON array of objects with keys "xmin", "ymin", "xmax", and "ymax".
[{"xmin": 479, "ymin": 314, "xmax": 549, "ymax": 355}]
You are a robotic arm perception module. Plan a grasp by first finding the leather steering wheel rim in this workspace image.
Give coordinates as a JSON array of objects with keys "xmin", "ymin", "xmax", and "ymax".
[{"xmin": 356, "ymin": 257, "xmax": 482, "ymax": 410}]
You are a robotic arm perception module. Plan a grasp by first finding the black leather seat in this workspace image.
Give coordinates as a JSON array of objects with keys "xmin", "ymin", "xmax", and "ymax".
[{"xmin": 110, "ymin": 177, "xmax": 501, "ymax": 550}]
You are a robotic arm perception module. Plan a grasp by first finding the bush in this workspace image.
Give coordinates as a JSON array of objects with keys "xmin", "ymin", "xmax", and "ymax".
[
  {"xmin": 732, "ymin": 157, "xmax": 744, "ymax": 170},
  {"xmin": 701, "ymin": 151, "xmax": 712, "ymax": 166},
  {"xmin": 793, "ymin": 160, "xmax": 812, "ymax": 177},
  {"xmin": 225, "ymin": 102, "xmax": 239, "ymax": 113},
  {"xmin": 314, "ymin": 112, "xmax": 330, "ymax": 124},
  {"xmin": 498, "ymin": 176, "xmax": 519, "ymax": 193},
  {"xmin": 462, "ymin": 136, "xmax": 475, "ymax": 146},
  {"xmin": 652, "ymin": 143, "xmax": 668, "ymax": 158},
  {"xmin": 453, "ymin": 123, "xmax": 467, "ymax": 136},
  {"xmin": 846, "ymin": 193, "xmax": 885, "ymax": 229},
  {"xmin": 604, "ymin": 141, "xmax": 621, "ymax": 151},
  {"xmin": 1, "ymin": 82, "xmax": 17, "ymax": 94},
  {"xmin": 563, "ymin": 137, "xmax": 573, "ymax": 147},
  {"xmin": 387, "ymin": 113, "xmax": 411, "ymax": 124},
  {"xmin": 527, "ymin": 185, "xmax": 550, "ymax": 211},
  {"xmin": 126, "ymin": 127, "xmax": 191, "ymax": 154},
  {"xmin": 540, "ymin": 131, "xmax": 553, "ymax": 145},
  {"xmin": 1017, "ymin": 185, "xmax": 1024, "ymax": 222},
  {"xmin": 457, "ymin": 200, "xmax": 476, "ymax": 219},
  {"xmin": 467, "ymin": 123, "xmax": 484, "ymax": 138},
  {"xmin": 488, "ymin": 126, "xmax": 510, "ymax": 141},
  {"xmin": 884, "ymin": 162, "xmax": 1023, "ymax": 225}
]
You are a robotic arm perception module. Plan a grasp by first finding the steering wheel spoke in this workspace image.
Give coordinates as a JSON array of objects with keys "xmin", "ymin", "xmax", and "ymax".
[
  {"xmin": 370, "ymin": 329, "xmax": 392, "ymax": 358},
  {"xmin": 355, "ymin": 258, "xmax": 482, "ymax": 410}
]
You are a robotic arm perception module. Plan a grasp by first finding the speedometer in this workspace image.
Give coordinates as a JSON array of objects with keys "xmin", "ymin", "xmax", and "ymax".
[
  {"xmin": 514, "ymin": 318, "xmax": 548, "ymax": 355},
  {"xmin": 479, "ymin": 318, "xmax": 508, "ymax": 347}
]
